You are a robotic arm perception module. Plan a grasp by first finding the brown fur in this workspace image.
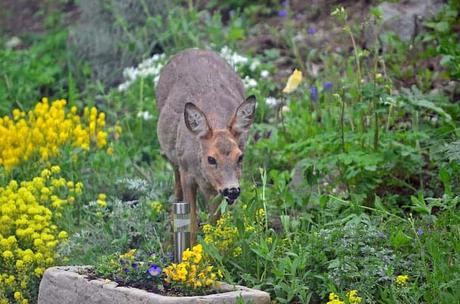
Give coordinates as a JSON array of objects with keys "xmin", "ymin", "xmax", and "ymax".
[{"xmin": 155, "ymin": 49, "xmax": 256, "ymax": 244}]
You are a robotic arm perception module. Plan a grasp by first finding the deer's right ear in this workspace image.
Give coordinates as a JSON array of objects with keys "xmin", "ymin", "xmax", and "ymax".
[{"xmin": 184, "ymin": 103, "xmax": 211, "ymax": 138}]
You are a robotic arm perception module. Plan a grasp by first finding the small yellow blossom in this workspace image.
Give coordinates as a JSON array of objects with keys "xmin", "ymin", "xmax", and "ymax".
[
  {"xmin": 14, "ymin": 291, "xmax": 22, "ymax": 300},
  {"xmin": 396, "ymin": 274, "xmax": 409, "ymax": 286},
  {"xmin": 151, "ymin": 201, "xmax": 163, "ymax": 213},
  {"xmin": 58, "ymin": 231, "xmax": 68, "ymax": 239},
  {"xmin": 282, "ymin": 69, "xmax": 302, "ymax": 93}
]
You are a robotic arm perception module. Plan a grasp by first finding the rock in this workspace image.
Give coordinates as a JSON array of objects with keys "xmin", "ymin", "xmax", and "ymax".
[
  {"xmin": 38, "ymin": 266, "xmax": 271, "ymax": 304},
  {"xmin": 364, "ymin": 0, "xmax": 444, "ymax": 47}
]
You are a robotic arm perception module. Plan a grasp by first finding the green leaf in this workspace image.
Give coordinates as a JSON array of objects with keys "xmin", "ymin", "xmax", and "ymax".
[{"xmin": 390, "ymin": 230, "xmax": 412, "ymax": 249}]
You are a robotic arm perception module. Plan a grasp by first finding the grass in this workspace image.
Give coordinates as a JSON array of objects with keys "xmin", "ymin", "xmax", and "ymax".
[{"xmin": 0, "ymin": 0, "xmax": 459, "ymax": 303}]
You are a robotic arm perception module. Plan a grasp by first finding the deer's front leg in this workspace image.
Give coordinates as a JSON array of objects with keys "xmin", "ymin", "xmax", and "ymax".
[{"xmin": 180, "ymin": 171, "xmax": 198, "ymax": 246}]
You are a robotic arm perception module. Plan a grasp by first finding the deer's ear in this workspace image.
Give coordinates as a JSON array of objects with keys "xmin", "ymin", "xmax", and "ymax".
[
  {"xmin": 184, "ymin": 102, "xmax": 211, "ymax": 138},
  {"xmin": 228, "ymin": 95, "xmax": 256, "ymax": 137}
]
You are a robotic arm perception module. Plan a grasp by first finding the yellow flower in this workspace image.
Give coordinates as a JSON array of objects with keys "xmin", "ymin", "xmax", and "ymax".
[
  {"xmin": 2, "ymin": 250, "xmax": 13, "ymax": 259},
  {"xmin": 346, "ymin": 290, "xmax": 362, "ymax": 304},
  {"xmin": 34, "ymin": 267, "xmax": 44, "ymax": 277},
  {"xmin": 14, "ymin": 291, "xmax": 22, "ymax": 300},
  {"xmin": 396, "ymin": 274, "xmax": 409, "ymax": 286},
  {"xmin": 50, "ymin": 165, "xmax": 61, "ymax": 174},
  {"xmin": 58, "ymin": 231, "xmax": 68, "ymax": 239},
  {"xmin": 151, "ymin": 201, "xmax": 163, "ymax": 213},
  {"xmin": 282, "ymin": 69, "xmax": 302, "ymax": 93},
  {"xmin": 233, "ymin": 246, "xmax": 242, "ymax": 257},
  {"xmin": 182, "ymin": 249, "xmax": 192, "ymax": 262},
  {"xmin": 97, "ymin": 199, "xmax": 107, "ymax": 207},
  {"xmin": 327, "ymin": 292, "xmax": 344, "ymax": 304}
]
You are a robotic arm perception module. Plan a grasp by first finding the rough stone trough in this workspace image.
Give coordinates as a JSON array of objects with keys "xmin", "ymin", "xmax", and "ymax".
[{"xmin": 38, "ymin": 266, "xmax": 271, "ymax": 304}]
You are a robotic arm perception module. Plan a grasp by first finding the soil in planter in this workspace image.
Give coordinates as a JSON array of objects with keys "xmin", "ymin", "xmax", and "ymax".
[{"xmin": 81, "ymin": 268, "xmax": 223, "ymax": 297}]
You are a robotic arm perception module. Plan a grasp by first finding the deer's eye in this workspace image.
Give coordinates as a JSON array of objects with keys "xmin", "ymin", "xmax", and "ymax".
[
  {"xmin": 208, "ymin": 156, "xmax": 217, "ymax": 165},
  {"xmin": 238, "ymin": 154, "xmax": 244, "ymax": 163}
]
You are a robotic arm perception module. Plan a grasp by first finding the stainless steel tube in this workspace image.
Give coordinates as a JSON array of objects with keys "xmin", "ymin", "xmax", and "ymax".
[{"xmin": 173, "ymin": 201, "xmax": 190, "ymax": 263}]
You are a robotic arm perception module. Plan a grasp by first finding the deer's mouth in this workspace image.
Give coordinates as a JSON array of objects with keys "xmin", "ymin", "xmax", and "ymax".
[
  {"xmin": 225, "ymin": 197, "xmax": 236, "ymax": 205},
  {"xmin": 220, "ymin": 187, "xmax": 240, "ymax": 205}
]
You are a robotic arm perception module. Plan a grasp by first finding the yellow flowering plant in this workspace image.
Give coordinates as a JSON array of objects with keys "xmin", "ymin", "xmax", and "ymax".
[
  {"xmin": 202, "ymin": 205, "xmax": 267, "ymax": 259},
  {"xmin": 0, "ymin": 97, "xmax": 117, "ymax": 171},
  {"xmin": 202, "ymin": 212, "xmax": 239, "ymax": 256},
  {"xmin": 395, "ymin": 274, "xmax": 409, "ymax": 286},
  {"xmin": 327, "ymin": 290, "xmax": 362, "ymax": 304},
  {"xmin": 163, "ymin": 244, "xmax": 223, "ymax": 292},
  {"xmin": 0, "ymin": 167, "xmax": 82, "ymax": 303}
]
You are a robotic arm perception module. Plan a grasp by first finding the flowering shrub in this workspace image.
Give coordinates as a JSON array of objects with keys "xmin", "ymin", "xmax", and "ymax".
[
  {"xmin": 0, "ymin": 167, "xmax": 81, "ymax": 303},
  {"xmin": 0, "ymin": 97, "xmax": 114, "ymax": 170},
  {"xmin": 163, "ymin": 244, "xmax": 222, "ymax": 290}
]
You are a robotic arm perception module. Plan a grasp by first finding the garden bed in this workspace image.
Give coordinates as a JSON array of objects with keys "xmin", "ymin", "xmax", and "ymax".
[{"xmin": 38, "ymin": 266, "xmax": 271, "ymax": 304}]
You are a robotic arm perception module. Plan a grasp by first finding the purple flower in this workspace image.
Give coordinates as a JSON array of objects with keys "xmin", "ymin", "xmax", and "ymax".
[
  {"xmin": 310, "ymin": 86, "xmax": 318, "ymax": 103},
  {"xmin": 417, "ymin": 228, "xmax": 424, "ymax": 236},
  {"xmin": 323, "ymin": 81, "xmax": 333, "ymax": 91},
  {"xmin": 147, "ymin": 264, "xmax": 162, "ymax": 277},
  {"xmin": 278, "ymin": 9, "xmax": 287, "ymax": 17},
  {"xmin": 131, "ymin": 262, "xmax": 138, "ymax": 270},
  {"xmin": 123, "ymin": 268, "xmax": 129, "ymax": 273},
  {"xmin": 308, "ymin": 26, "xmax": 317, "ymax": 35}
]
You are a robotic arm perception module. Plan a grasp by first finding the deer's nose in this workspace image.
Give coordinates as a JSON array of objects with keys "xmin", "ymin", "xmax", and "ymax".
[{"xmin": 222, "ymin": 187, "xmax": 240, "ymax": 203}]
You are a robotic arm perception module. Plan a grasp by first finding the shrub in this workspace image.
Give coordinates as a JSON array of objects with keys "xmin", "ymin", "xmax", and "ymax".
[{"xmin": 0, "ymin": 97, "xmax": 113, "ymax": 171}]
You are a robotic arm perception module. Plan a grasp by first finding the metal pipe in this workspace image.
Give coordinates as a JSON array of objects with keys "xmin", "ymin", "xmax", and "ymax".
[{"xmin": 172, "ymin": 201, "xmax": 190, "ymax": 263}]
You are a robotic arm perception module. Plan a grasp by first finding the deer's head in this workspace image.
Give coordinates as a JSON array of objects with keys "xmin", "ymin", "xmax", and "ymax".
[{"xmin": 184, "ymin": 96, "xmax": 256, "ymax": 204}]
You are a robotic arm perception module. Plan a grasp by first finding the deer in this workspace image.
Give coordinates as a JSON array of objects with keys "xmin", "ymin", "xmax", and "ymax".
[{"xmin": 155, "ymin": 49, "xmax": 256, "ymax": 244}]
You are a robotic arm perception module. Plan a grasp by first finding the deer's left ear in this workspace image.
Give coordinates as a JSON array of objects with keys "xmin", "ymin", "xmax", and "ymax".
[{"xmin": 228, "ymin": 95, "xmax": 256, "ymax": 137}]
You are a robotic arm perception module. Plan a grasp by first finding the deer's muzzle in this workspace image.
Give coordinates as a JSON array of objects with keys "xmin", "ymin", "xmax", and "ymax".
[{"xmin": 221, "ymin": 187, "xmax": 240, "ymax": 204}]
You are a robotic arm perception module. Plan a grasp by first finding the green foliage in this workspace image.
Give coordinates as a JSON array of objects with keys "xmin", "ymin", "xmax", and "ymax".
[
  {"xmin": 423, "ymin": 0, "xmax": 460, "ymax": 79},
  {"xmin": 0, "ymin": 30, "xmax": 67, "ymax": 114}
]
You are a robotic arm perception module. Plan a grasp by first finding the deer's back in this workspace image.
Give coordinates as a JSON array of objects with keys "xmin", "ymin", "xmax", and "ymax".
[{"xmin": 156, "ymin": 49, "xmax": 244, "ymax": 116}]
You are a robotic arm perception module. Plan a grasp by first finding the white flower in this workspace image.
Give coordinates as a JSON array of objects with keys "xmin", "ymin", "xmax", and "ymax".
[
  {"xmin": 250, "ymin": 59, "xmax": 260, "ymax": 71},
  {"xmin": 243, "ymin": 76, "xmax": 257, "ymax": 88},
  {"xmin": 281, "ymin": 105, "xmax": 290, "ymax": 113},
  {"xmin": 137, "ymin": 111, "xmax": 153, "ymax": 121},
  {"xmin": 117, "ymin": 81, "xmax": 132, "ymax": 92},
  {"xmin": 260, "ymin": 70, "xmax": 269, "ymax": 78},
  {"xmin": 118, "ymin": 53, "xmax": 167, "ymax": 92},
  {"xmin": 220, "ymin": 46, "xmax": 248, "ymax": 70},
  {"xmin": 265, "ymin": 96, "xmax": 278, "ymax": 108}
]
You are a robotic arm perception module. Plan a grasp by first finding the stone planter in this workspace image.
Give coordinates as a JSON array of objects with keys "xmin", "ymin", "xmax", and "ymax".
[{"xmin": 38, "ymin": 266, "xmax": 271, "ymax": 304}]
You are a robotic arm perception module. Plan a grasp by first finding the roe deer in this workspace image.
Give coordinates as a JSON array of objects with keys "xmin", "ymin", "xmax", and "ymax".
[{"xmin": 156, "ymin": 49, "xmax": 256, "ymax": 243}]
